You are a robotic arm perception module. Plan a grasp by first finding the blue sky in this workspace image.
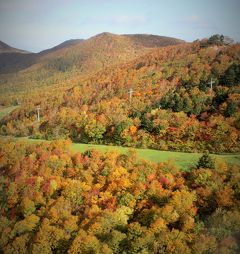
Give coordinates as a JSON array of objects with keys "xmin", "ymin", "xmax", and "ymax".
[{"xmin": 0, "ymin": 0, "xmax": 239, "ymax": 52}]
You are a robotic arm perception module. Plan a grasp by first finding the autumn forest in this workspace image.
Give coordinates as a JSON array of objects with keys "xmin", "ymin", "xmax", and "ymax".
[{"xmin": 0, "ymin": 30, "xmax": 240, "ymax": 253}]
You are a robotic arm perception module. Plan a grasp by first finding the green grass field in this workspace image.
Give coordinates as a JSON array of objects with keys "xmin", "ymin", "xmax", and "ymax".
[
  {"xmin": 0, "ymin": 106, "xmax": 19, "ymax": 120},
  {"xmin": 71, "ymin": 142, "xmax": 240, "ymax": 170},
  {"xmin": 0, "ymin": 106, "xmax": 239, "ymax": 170},
  {"xmin": 5, "ymin": 137, "xmax": 239, "ymax": 170}
]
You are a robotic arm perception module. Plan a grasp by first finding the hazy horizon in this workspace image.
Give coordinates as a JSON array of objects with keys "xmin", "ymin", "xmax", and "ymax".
[{"xmin": 0, "ymin": 0, "xmax": 239, "ymax": 52}]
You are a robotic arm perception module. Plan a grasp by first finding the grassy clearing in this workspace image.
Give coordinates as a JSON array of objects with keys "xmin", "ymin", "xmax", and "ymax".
[
  {"xmin": 0, "ymin": 136, "xmax": 239, "ymax": 170},
  {"xmin": 71, "ymin": 142, "xmax": 240, "ymax": 170},
  {"xmin": 0, "ymin": 106, "xmax": 19, "ymax": 120},
  {"xmin": 1, "ymin": 135, "xmax": 239, "ymax": 170}
]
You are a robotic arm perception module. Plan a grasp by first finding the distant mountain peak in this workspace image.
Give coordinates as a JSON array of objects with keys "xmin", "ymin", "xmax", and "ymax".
[
  {"xmin": 39, "ymin": 39, "xmax": 84, "ymax": 55},
  {"xmin": 0, "ymin": 32, "xmax": 185, "ymax": 75},
  {"xmin": 0, "ymin": 40, "xmax": 30, "ymax": 54},
  {"xmin": 95, "ymin": 32, "xmax": 116, "ymax": 37},
  {"xmin": 0, "ymin": 40, "xmax": 11, "ymax": 49},
  {"xmin": 122, "ymin": 34, "xmax": 185, "ymax": 48},
  {"xmin": 90, "ymin": 32, "xmax": 185, "ymax": 47}
]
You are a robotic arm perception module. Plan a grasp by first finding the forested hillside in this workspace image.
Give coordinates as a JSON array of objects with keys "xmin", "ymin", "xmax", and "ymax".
[
  {"xmin": 0, "ymin": 29, "xmax": 240, "ymax": 254},
  {"xmin": 1, "ymin": 36, "xmax": 239, "ymax": 153},
  {"xmin": 0, "ymin": 33, "xmax": 183, "ymax": 95},
  {"xmin": 0, "ymin": 140, "xmax": 239, "ymax": 253},
  {"xmin": 0, "ymin": 0, "xmax": 239, "ymax": 251}
]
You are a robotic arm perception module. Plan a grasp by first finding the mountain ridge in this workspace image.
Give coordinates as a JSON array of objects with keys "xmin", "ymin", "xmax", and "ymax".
[
  {"xmin": 39, "ymin": 39, "xmax": 84, "ymax": 55},
  {"xmin": 0, "ymin": 40, "xmax": 30, "ymax": 54},
  {"xmin": 0, "ymin": 32, "xmax": 185, "ymax": 76},
  {"xmin": 1, "ymin": 32, "xmax": 184, "ymax": 56}
]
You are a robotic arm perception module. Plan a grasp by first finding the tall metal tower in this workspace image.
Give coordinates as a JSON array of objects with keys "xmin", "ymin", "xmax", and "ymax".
[
  {"xmin": 36, "ymin": 105, "xmax": 41, "ymax": 122},
  {"xmin": 207, "ymin": 78, "xmax": 216, "ymax": 92},
  {"xmin": 128, "ymin": 88, "xmax": 134, "ymax": 104}
]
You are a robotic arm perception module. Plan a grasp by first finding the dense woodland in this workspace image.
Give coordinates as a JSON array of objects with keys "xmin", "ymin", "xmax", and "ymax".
[
  {"xmin": 0, "ymin": 36, "xmax": 239, "ymax": 153},
  {"xmin": 0, "ymin": 139, "xmax": 240, "ymax": 253},
  {"xmin": 0, "ymin": 33, "xmax": 240, "ymax": 253}
]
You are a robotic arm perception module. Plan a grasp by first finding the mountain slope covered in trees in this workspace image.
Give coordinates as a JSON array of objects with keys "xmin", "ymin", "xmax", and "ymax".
[
  {"xmin": 1, "ymin": 36, "xmax": 239, "ymax": 153},
  {"xmin": 0, "ymin": 33, "xmax": 184, "ymax": 96},
  {"xmin": 0, "ymin": 33, "xmax": 240, "ymax": 253}
]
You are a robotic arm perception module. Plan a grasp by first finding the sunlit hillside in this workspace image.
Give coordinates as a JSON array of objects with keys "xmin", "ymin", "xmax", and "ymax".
[
  {"xmin": 1, "ymin": 35, "xmax": 239, "ymax": 154},
  {"xmin": 0, "ymin": 0, "xmax": 240, "ymax": 252},
  {"xmin": 0, "ymin": 33, "xmax": 184, "ymax": 96}
]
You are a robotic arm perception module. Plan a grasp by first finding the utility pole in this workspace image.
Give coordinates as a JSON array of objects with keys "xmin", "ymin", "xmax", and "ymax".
[
  {"xmin": 207, "ymin": 78, "xmax": 216, "ymax": 92},
  {"xmin": 36, "ymin": 105, "xmax": 41, "ymax": 122},
  {"xmin": 128, "ymin": 88, "xmax": 134, "ymax": 104}
]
